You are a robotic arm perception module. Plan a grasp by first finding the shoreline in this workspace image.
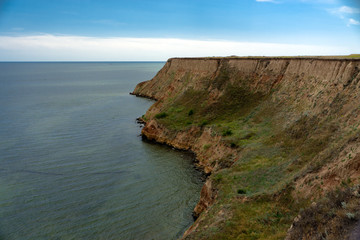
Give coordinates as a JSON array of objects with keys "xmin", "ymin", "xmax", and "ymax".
[
  {"xmin": 131, "ymin": 56, "xmax": 360, "ymax": 239},
  {"xmin": 133, "ymin": 98, "xmax": 210, "ymax": 222}
]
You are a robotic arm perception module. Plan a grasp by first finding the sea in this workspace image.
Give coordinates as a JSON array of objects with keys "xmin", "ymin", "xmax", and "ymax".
[{"xmin": 0, "ymin": 62, "xmax": 203, "ymax": 240}]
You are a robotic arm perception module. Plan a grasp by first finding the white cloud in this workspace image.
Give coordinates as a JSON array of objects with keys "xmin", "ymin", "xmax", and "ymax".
[
  {"xmin": 349, "ymin": 18, "xmax": 360, "ymax": 25},
  {"xmin": 328, "ymin": 5, "xmax": 360, "ymax": 16},
  {"xmin": 338, "ymin": 6, "xmax": 360, "ymax": 14},
  {"xmin": 0, "ymin": 34, "xmax": 351, "ymax": 61},
  {"xmin": 328, "ymin": 5, "xmax": 360, "ymax": 26}
]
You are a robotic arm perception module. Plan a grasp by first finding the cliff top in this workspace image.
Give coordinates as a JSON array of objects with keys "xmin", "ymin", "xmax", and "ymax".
[{"xmin": 169, "ymin": 54, "xmax": 360, "ymax": 61}]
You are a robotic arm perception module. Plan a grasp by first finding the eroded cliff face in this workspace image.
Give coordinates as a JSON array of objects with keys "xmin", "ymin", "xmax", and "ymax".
[{"xmin": 133, "ymin": 57, "xmax": 360, "ymax": 239}]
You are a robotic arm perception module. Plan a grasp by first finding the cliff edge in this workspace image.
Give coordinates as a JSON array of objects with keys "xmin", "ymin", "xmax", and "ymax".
[{"xmin": 132, "ymin": 57, "xmax": 360, "ymax": 239}]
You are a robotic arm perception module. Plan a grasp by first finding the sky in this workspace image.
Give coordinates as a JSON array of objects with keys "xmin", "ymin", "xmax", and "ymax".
[{"xmin": 0, "ymin": 0, "xmax": 359, "ymax": 61}]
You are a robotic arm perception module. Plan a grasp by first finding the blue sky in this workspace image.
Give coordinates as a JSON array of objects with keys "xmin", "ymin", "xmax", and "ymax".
[{"xmin": 0, "ymin": 0, "xmax": 359, "ymax": 60}]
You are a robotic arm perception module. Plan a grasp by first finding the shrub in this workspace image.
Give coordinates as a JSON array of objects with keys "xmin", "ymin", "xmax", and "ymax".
[
  {"xmin": 155, "ymin": 112, "xmax": 168, "ymax": 119},
  {"xmin": 237, "ymin": 189, "xmax": 247, "ymax": 194},
  {"xmin": 230, "ymin": 142, "xmax": 237, "ymax": 148},
  {"xmin": 222, "ymin": 129, "xmax": 233, "ymax": 136},
  {"xmin": 188, "ymin": 109, "xmax": 194, "ymax": 116},
  {"xmin": 200, "ymin": 120, "xmax": 208, "ymax": 127}
]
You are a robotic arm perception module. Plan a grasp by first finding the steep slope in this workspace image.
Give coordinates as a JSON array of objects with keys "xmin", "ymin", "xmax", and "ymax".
[{"xmin": 132, "ymin": 57, "xmax": 360, "ymax": 239}]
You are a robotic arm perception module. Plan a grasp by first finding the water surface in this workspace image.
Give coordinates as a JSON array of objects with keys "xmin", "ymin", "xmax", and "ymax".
[{"xmin": 0, "ymin": 62, "xmax": 203, "ymax": 239}]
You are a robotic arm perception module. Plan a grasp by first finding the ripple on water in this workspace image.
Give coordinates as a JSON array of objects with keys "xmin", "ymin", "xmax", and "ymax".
[{"xmin": 0, "ymin": 62, "xmax": 203, "ymax": 240}]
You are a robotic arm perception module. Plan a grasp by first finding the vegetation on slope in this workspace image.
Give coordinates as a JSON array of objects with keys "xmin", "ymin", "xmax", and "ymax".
[{"xmin": 138, "ymin": 58, "xmax": 360, "ymax": 239}]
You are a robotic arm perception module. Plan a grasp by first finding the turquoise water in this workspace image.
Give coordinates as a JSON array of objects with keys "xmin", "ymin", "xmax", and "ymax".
[{"xmin": 0, "ymin": 62, "xmax": 203, "ymax": 240}]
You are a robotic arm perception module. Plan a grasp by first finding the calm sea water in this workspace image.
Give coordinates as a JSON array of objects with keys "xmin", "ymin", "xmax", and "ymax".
[{"xmin": 0, "ymin": 62, "xmax": 203, "ymax": 240}]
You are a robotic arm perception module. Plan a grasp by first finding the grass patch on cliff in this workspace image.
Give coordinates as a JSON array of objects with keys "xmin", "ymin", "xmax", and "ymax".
[
  {"xmin": 266, "ymin": 114, "xmax": 339, "ymax": 173},
  {"xmin": 225, "ymin": 192, "xmax": 308, "ymax": 240},
  {"xmin": 155, "ymin": 84, "xmax": 266, "ymax": 131},
  {"xmin": 197, "ymin": 111, "xmax": 345, "ymax": 238},
  {"xmin": 154, "ymin": 112, "xmax": 168, "ymax": 119},
  {"xmin": 211, "ymin": 144, "xmax": 294, "ymax": 199},
  {"xmin": 153, "ymin": 89, "xmax": 207, "ymax": 129},
  {"xmin": 192, "ymin": 109, "xmax": 342, "ymax": 239},
  {"xmin": 192, "ymin": 187, "xmax": 309, "ymax": 240},
  {"xmin": 204, "ymin": 84, "xmax": 265, "ymax": 122},
  {"xmin": 193, "ymin": 147, "xmax": 311, "ymax": 240}
]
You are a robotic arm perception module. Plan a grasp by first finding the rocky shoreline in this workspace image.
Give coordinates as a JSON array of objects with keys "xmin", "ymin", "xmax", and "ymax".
[{"xmin": 132, "ymin": 56, "xmax": 360, "ymax": 239}]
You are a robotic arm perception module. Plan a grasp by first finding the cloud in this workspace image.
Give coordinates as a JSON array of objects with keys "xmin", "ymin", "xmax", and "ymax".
[
  {"xmin": 328, "ymin": 5, "xmax": 360, "ymax": 26},
  {"xmin": 349, "ymin": 18, "xmax": 360, "ymax": 25},
  {"xmin": 0, "ymin": 34, "xmax": 351, "ymax": 61},
  {"xmin": 338, "ymin": 6, "xmax": 360, "ymax": 14},
  {"xmin": 329, "ymin": 5, "xmax": 360, "ymax": 16}
]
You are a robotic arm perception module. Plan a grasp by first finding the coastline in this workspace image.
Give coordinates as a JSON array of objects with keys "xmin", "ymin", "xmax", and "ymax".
[{"xmin": 132, "ymin": 56, "xmax": 360, "ymax": 239}]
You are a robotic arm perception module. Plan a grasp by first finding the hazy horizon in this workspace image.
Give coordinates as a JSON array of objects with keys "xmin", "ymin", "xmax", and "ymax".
[{"xmin": 0, "ymin": 0, "xmax": 359, "ymax": 61}]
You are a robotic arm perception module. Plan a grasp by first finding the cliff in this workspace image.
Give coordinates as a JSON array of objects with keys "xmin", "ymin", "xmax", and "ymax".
[{"xmin": 132, "ymin": 57, "xmax": 360, "ymax": 239}]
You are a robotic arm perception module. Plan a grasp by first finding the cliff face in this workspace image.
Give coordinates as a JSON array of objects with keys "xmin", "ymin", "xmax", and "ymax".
[{"xmin": 133, "ymin": 57, "xmax": 360, "ymax": 239}]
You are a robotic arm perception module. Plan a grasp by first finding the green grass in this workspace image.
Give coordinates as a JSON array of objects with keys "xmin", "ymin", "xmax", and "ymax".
[
  {"xmin": 145, "ymin": 60, "xmax": 357, "ymax": 239},
  {"xmin": 192, "ymin": 188, "xmax": 309, "ymax": 240},
  {"xmin": 154, "ymin": 112, "xmax": 168, "ymax": 119},
  {"xmin": 151, "ymin": 81, "xmax": 266, "ymax": 132},
  {"xmin": 333, "ymin": 54, "xmax": 360, "ymax": 59},
  {"xmin": 153, "ymin": 87, "xmax": 341, "ymax": 238}
]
